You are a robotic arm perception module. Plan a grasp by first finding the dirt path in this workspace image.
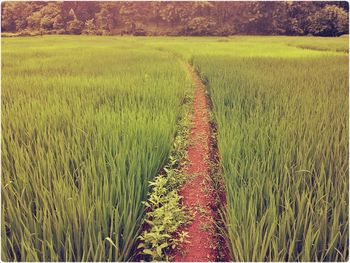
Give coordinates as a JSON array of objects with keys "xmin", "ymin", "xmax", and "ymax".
[{"xmin": 173, "ymin": 64, "xmax": 218, "ymax": 262}]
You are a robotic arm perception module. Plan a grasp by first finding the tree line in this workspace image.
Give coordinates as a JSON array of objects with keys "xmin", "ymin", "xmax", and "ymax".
[{"xmin": 1, "ymin": 1, "xmax": 349, "ymax": 37}]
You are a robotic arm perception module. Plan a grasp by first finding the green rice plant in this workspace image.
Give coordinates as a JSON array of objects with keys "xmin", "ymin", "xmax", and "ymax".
[
  {"xmin": 1, "ymin": 36, "xmax": 192, "ymax": 261},
  {"xmin": 193, "ymin": 51, "xmax": 348, "ymax": 261}
]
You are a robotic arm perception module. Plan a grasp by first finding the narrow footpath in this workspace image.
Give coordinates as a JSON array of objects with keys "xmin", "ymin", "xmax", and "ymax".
[{"xmin": 173, "ymin": 64, "xmax": 218, "ymax": 262}]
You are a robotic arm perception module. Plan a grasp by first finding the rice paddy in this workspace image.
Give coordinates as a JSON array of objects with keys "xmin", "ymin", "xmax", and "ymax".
[
  {"xmin": 2, "ymin": 35, "xmax": 349, "ymax": 261},
  {"xmin": 194, "ymin": 54, "xmax": 348, "ymax": 261},
  {"xmin": 1, "ymin": 36, "xmax": 192, "ymax": 261}
]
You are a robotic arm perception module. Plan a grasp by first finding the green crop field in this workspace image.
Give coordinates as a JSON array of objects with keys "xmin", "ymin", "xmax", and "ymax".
[
  {"xmin": 1, "ymin": 36, "xmax": 193, "ymax": 261},
  {"xmin": 2, "ymin": 35, "xmax": 349, "ymax": 261},
  {"xmin": 192, "ymin": 45, "xmax": 349, "ymax": 261}
]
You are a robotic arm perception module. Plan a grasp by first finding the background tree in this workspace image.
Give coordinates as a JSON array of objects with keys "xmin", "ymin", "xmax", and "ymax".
[
  {"xmin": 184, "ymin": 16, "xmax": 216, "ymax": 36},
  {"xmin": 1, "ymin": 1, "xmax": 349, "ymax": 37},
  {"xmin": 27, "ymin": 11, "xmax": 42, "ymax": 31},
  {"xmin": 95, "ymin": 5, "xmax": 114, "ymax": 35},
  {"xmin": 83, "ymin": 19, "xmax": 96, "ymax": 35},
  {"xmin": 119, "ymin": 2, "xmax": 151, "ymax": 34},
  {"xmin": 1, "ymin": 2, "xmax": 17, "ymax": 32},
  {"xmin": 66, "ymin": 8, "xmax": 83, "ymax": 34},
  {"xmin": 53, "ymin": 15, "xmax": 64, "ymax": 31},
  {"xmin": 308, "ymin": 5, "xmax": 349, "ymax": 36},
  {"xmin": 284, "ymin": 2, "xmax": 320, "ymax": 35},
  {"xmin": 39, "ymin": 3, "xmax": 61, "ymax": 31}
]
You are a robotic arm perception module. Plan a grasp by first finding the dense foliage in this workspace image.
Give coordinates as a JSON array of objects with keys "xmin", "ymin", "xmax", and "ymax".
[{"xmin": 1, "ymin": 1, "xmax": 349, "ymax": 36}]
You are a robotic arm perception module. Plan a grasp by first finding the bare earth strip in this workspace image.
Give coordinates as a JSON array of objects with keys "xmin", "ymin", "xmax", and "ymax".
[{"xmin": 173, "ymin": 64, "xmax": 218, "ymax": 262}]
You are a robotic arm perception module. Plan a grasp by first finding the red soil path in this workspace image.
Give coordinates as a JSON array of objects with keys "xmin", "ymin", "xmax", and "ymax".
[{"xmin": 173, "ymin": 65, "xmax": 217, "ymax": 262}]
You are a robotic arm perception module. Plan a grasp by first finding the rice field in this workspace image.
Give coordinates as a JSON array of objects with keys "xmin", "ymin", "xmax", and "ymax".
[
  {"xmin": 1, "ymin": 36, "xmax": 192, "ymax": 261},
  {"xmin": 2, "ymin": 35, "xmax": 349, "ymax": 261},
  {"xmin": 184, "ymin": 37, "xmax": 349, "ymax": 261},
  {"xmin": 194, "ymin": 54, "xmax": 348, "ymax": 261}
]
